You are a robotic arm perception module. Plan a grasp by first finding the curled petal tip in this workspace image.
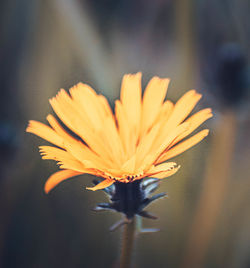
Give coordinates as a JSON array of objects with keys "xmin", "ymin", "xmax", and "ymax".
[
  {"xmin": 190, "ymin": 89, "xmax": 202, "ymax": 99},
  {"xmin": 44, "ymin": 187, "xmax": 50, "ymax": 194},
  {"xmin": 86, "ymin": 179, "xmax": 114, "ymax": 191},
  {"xmin": 26, "ymin": 120, "xmax": 34, "ymax": 132},
  {"xmin": 204, "ymin": 129, "xmax": 210, "ymax": 136},
  {"xmin": 86, "ymin": 186, "xmax": 97, "ymax": 191}
]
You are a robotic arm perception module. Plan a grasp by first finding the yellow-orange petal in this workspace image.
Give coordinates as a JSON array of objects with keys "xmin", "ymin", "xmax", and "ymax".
[
  {"xmin": 98, "ymin": 95, "xmax": 113, "ymax": 118},
  {"xmin": 39, "ymin": 145, "xmax": 89, "ymax": 173},
  {"xmin": 153, "ymin": 100, "xmax": 174, "ymax": 127},
  {"xmin": 69, "ymin": 83, "xmax": 103, "ymax": 131},
  {"xmin": 46, "ymin": 114, "xmax": 79, "ymax": 144},
  {"xmin": 26, "ymin": 120, "xmax": 64, "ymax": 148},
  {"xmin": 171, "ymin": 108, "xmax": 213, "ymax": 146},
  {"xmin": 157, "ymin": 129, "xmax": 209, "ymax": 163},
  {"xmin": 49, "ymin": 91, "xmax": 89, "ymax": 138},
  {"xmin": 160, "ymin": 90, "xmax": 202, "ymax": 139},
  {"xmin": 115, "ymin": 100, "xmax": 130, "ymax": 155},
  {"xmin": 44, "ymin": 170, "xmax": 81, "ymax": 194},
  {"xmin": 144, "ymin": 122, "xmax": 189, "ymax": 168},
  {"xmin": 119, "ymin": 73, "xmax": 142, "ymax": 156},
  {"xmin": 50, "ymin": 91, "xmax": 115, "ymax": 162},
  {"xmin": 86, "ymin": 179, "xmax": 114, "ymax": 191},
  {"xmin": 135, "ymin": 122, "xmax": 161, "ymax": 169},
  {"xmin": 141, "ymin": 76, "xmax": 170, "ymax": 135},
  {"xmin": 120, "ymin": 72, "xmax": 142, "ymax": 129},
  {"xmin": 62, "ymin": 140, "xmax": 114, "ymax": 171},
  {"xmin": 147, "ymin": 162, "xmax": 180, "ymax": 179},
  {"xmin": 101, "ymin": 115, "xmax": 125, "ymax": 164},
  {"xmin": 121, "ymin": 155, "xmax": 136, "ymax": 174},
  {"xmin": 150, "ymin": 165, "xmax": 181, "ymax": 179},
  {"xmin": 170, "ymin": 90, "xmax": 202, "ymax": 124}
]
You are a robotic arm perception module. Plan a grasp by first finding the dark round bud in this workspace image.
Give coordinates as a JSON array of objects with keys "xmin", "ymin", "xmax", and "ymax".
[{"xmin": 215, "ymin": 43, "xmax": 248, "ymax": 108}]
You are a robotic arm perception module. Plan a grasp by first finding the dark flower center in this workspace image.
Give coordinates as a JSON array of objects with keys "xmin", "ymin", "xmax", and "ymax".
[
  {"xmin": 111, "ymin": 181, "xmax": 145, "ymax": 219},
  {"xmin": 93, "ymin": 178, "xmax": 167, "ymax": 220}
]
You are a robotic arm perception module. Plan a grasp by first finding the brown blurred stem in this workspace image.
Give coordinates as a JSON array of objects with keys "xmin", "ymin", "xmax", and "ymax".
[
  {"xmin": 182, "ymin": 109, "xmax": 237, "ymax": 268},
  {"xmin": 120, "ymin": 218, "xmax": 136, "ymax": 268},
  {"xmin": 175, "ymin": 0, "xmax": 196, "ymax": 89}
]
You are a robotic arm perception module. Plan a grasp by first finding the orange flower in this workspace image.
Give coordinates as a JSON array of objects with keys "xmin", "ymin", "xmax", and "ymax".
[{"xmin": 27, "ymin": 73, "xmax": 212, "ymax": 193}]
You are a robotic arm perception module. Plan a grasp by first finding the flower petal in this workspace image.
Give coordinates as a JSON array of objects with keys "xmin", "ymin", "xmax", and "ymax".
[
  {"xmin": 159, "ymin": 90, "xmax": 202, "ymax": 140},
  {"xmin": 147, "ymin": 162, "xmax": 180, "ymax": 179},
  {"xmin": 121, "ymin": 155, "xmax": 136, "ymax": 174},
  {"xmin": 151, "ymin": 166, "xmax": 180, "ymax": 179},
  {"xmin": 49, "ymin": 89, "xmax": 90, "ymax": 134},
  {"xmin": 157, "ymin": 129, "xmax": 209, "ymax": 163},
  {"xmin": 63, "ymin": 140, "xmax": 114, "ymax": 171},
  {"xmin": 86, "ymin": 179, "xmax": 114, "ymax": 191},
  {"xmin": 142, "ymin": 122, "xmax": 189, "ymax": 169},
  {"xmin": 119, "ymin": 73, "xmax": 142, "ymax": 156},
  {"xmin": 26, "ymin": 120, "xmax": 64, "ymax": 148},
  {"xmin": 39, "ymin": 146, "xmax": 87, "ymax": 172},
  {"xmin": 101, "ymin": 116, "xmax": 125, "ymax": 164},
  {"xmin": 171, "ymin": 108, "xmax": 212, "ymax": 146},
  {"xmin": 98, "ymin": 95, "xmax": 113, "ymax": 118},
  {"xmin": 153, "ymin": 100, "xmax": 174, "ymax": 126},
  {"xmin": 115, "ymin": 100, "xmax": 131, "ymax": 156},
  {"xmin": 120, "ymin": 72, "xmax": 142, "ymax": 130},
  {"xmin": 46, "ymin": 114, "xmax": 79, "ymax": 144},
  {"xmin": 69, "ymin": 83, "xmax": 103, "ymax": 130},
  {"xmin": 50, "ymin": 89, "xmax": 114, "ymax": 162},
  {"xmin": 135, "ymin": 122, "xmax": 161, "ymax": 169},
  {"xmin": 169, "ymin": 90, "xmax": 202, "ymax": 125},
  {"xmin": 141, "ymin": 76, "xmax": 170, "ymax": 135},
  {"xmin": 44, "ymin": 170, "xmax": 81, "ymax": 194}
]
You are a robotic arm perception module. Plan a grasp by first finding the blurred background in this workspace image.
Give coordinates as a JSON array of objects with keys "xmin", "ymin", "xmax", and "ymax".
[{"xmin": 1, "ymin": 0, "xmax": 250, "ymax": 267}]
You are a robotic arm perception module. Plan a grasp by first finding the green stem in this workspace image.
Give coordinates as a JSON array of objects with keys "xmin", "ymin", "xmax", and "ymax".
[{"xmin": 120, "ymin": 217, "xmax": 136, "ymax": 268}]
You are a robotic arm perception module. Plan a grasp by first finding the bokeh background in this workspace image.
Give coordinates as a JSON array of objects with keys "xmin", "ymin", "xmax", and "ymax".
[{"xmin": 1, "ymin": 0, "xmax": 250, "ymax": 267}]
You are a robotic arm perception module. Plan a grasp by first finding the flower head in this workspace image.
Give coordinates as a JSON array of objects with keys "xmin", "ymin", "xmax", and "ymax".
[{"xmin": 27, "ymin": 73, "xmax": 212, "ymax": 193}]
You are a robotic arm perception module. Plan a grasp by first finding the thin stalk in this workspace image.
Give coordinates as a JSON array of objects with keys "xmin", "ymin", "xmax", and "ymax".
[{"xmin": 120, "ymin": 217, "xmax": 136, "ymax": 268}]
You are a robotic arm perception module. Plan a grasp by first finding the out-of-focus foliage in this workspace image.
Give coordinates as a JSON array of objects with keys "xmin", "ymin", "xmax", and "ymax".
[{"xmin": 0, "ymin": 0, "xmax": 249, "ymax": 267}]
